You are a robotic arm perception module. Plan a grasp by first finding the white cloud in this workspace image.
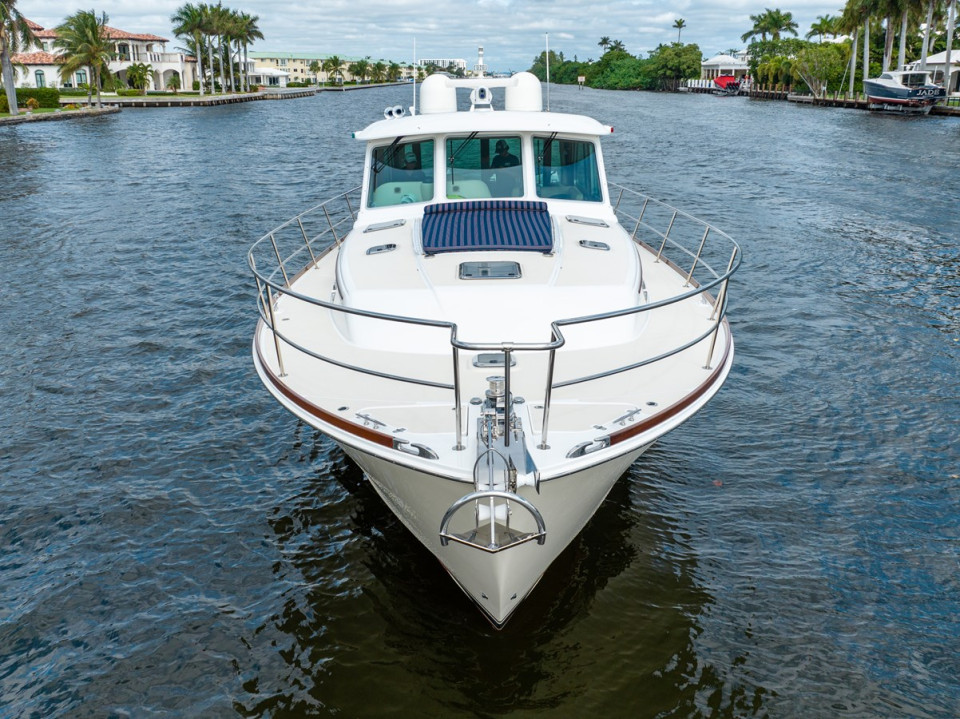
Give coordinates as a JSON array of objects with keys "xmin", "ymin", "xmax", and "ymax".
[{"xmin": 21, "ymin": 0, "xmax": 848, "ymax": 70}]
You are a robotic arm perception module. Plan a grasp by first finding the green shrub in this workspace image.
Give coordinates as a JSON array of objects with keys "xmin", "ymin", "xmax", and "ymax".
[
  {"xmin": 117, "ymin": 88, "xmax": 142, "ymax": 96},
  {"xmin": 12, "ymin": 87, "xmax": 60, "ymax": 108},
  {"xmin": 59, "ymin": 89, "xmax": 90, "ymax": 96}
]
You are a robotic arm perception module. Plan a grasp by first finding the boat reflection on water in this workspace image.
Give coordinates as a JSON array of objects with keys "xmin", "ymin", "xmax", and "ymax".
[{"xmin": 235, "ymin": 429, "xmax": 769, "ymax": 716}]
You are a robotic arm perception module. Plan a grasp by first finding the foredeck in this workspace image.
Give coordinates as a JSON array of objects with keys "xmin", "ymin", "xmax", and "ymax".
[{"xmin": 250, "ymin": 185, "xmax": 739, "ymax": 474}]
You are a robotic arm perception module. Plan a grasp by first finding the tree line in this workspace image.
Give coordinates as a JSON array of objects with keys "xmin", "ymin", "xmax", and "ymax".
[
  {"xmin": 528, "ymin": 38, "xmax": 703, "ymax": 91},
  {"xmin": 743, "ymin": 3, "xmax": 957, "ymax": 98},
  {"xmin": 171, "ymin": 2, "xmax": 262, "ymax": 96}
]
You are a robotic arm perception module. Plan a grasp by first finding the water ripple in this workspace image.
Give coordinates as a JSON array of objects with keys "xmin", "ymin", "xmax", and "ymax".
[{"xmin": 2, "ymin": 85, "xmax": 960, "ymax": 717}]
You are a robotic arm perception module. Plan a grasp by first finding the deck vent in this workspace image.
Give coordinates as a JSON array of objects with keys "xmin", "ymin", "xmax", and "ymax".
[
  {"xmin": 364, "ymin": 219, "xmax": 406, "ymax": 233},
  {"xmin": 566, "ymin": 215, "xmax": 609, "ymax": 227},
  {"xmin": 366, "ymin": 243, "xmax": 397, "ymax": 255},
  {"xmin": 459, "ymin": 261, "xmax": 521, "ymax": 280},
  {"xmin": 579, "ymin": 239, "xmax": 610, "ymax": 251}
]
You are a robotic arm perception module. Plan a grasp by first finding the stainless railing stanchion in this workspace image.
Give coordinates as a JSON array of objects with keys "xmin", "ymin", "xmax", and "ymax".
[
  {"xmin": 685, "ymin": 226, "xmax": 710, "ymax": 286},
  {"xmin": 637, "ymin": 196, "xmax": 649, "ymax": 223},
  {"xmin": 297, "ymin": 216, "xmax": 317, "ymax": 266},
  {"xmin": 655, "ymin": 210, "xmax": 677, "ymax": 262},
  {"xmin": 503, "ymin": 346, "xmax": 512, "ymax": 448},
  {"xmin": 452, "ymin": 345, "xmax": 465, "ymax": 450},
  {"xmin": 710, "ymin": 248, "xmax": 739, "ymax": 322},
  {"xmin": 268, "ymin": 233, "xmax": 290, "ymax": 286},
  {"xmin": 322, "ymin": 206, "xmax": 341, "ymax": 246},
  {"xmin": 538, "ymin": 338, "xmax": 557, "ymax": 450},
  {"xmin": 265, "ymin": 285, "xmax": 287, "ymax": 376},
  {"xmin": 704, "ymin": 249, "xmax": 738, "ymax": 368}
]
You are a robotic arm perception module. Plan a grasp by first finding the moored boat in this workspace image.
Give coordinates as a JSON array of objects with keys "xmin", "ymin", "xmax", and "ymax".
[
  {"xmin": 863, "ymin": 70, "xmax": 946, "ymax": 113},
  {"xmin": 712, "ymin": 75, "xmax": 741, "ymax": 96},
  {"xmin": 248, "ymin": 72, "xmax": 741, "ymax": 627}
]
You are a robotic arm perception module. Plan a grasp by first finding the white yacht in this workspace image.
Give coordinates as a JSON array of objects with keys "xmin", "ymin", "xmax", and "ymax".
[{"xmin": 249, "ymin": 72, "xmax": 741, "ymax": 627}]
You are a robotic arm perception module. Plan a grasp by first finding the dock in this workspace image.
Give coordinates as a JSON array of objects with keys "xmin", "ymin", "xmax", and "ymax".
[
  {"xmin": 58, "ymin": 87, "xmax": 317, "ymax": 108},
  {"xmin": 787, "ymin": 93, "xmax": 960, "ymax": 116}
]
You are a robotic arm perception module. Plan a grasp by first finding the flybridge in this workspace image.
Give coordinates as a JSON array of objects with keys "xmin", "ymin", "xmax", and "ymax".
[
  {"xmin": 417, "ymin": 72, "xmax": 544, "ymax": 114},
  {"xmin": 355, "ymin": 73, "xmax": 613, "ymax": 142}
]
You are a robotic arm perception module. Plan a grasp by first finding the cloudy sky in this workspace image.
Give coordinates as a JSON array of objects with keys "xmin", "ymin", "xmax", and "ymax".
[{"xmin": 22, "ymin": 0, "xmax": 846, "ymax": 71}]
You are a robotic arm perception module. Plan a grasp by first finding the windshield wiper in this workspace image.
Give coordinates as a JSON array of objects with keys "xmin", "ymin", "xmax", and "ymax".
[{"xmin": 372, "ymin": 136, "xmax": 405, "ymax": 176}]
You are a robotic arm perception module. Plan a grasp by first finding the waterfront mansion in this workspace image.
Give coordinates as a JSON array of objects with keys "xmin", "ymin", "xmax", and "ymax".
[{"xmin": 11, "ymin": 18, "xmax": 198, "ymax": 92}]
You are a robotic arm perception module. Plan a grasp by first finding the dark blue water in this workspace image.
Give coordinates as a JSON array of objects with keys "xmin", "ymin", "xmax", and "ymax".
[{"xmin": 2, "ymin": 86, "xmax": 959, "ymax": 717}]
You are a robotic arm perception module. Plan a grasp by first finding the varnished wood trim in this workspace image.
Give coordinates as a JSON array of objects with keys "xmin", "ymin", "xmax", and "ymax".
[
  {"xmin": 255, "ymin": 332, "xmax": 394, "ymax": 448},
  {"xmin": 608, "ymin": 323, "xmax": 732, "ymax": 446}
]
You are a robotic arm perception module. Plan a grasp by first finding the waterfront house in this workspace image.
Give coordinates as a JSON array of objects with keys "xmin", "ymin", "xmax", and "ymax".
[
  {"xmin": 11, "ymin": 18, "xmax": 198, "ymax": 92},
  {"xmin": 249, "ymin": 52, "xmax": 360, "ymax": 85},
  {"xmin": 248, "ymin": 52, "xmax": 418, "ymax": 85},
  {"xmin": 700, "ymin": 52, "xmax": 750, "ymax": 82},
  {"xmin": 907, "ymin": 50, "xmax": 960, "ymax": 95}
]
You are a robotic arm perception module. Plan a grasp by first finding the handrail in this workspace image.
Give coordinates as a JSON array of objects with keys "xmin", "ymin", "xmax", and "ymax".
[{"xmin": 248, "ymin": 184, "xmax": 741, "ymax": 450}]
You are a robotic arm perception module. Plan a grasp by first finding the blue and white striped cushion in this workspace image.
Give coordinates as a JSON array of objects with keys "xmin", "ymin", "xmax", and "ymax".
[{"xmin": 421, "ymin": 200, "xmax": 553, "ymax": 253}]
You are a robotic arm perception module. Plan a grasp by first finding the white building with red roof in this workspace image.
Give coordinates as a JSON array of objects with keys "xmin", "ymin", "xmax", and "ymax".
[{"xmin": 11, "ymin": 18, "xmax": 198, "ymax": 92}]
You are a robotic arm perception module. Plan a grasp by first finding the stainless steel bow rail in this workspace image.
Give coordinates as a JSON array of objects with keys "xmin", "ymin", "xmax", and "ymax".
[{"xmin": 248, "ymin": 184, "xmax": 742, "ymax": 457}]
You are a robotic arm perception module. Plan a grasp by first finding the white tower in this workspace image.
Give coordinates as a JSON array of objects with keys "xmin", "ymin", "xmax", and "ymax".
[{"xmin": 475, "ymin": 46, "xmax": 486, "ymax": 77}]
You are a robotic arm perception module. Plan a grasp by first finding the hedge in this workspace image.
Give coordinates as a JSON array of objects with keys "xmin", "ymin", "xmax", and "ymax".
[{"xmin": 0, "ymin": 87, "xmax": 61, "ymax": 108}]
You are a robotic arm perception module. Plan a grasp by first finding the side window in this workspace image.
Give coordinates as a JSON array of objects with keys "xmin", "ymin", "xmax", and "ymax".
[
  {"xmin": 445, "ymin": 135, "xmax": 523, "ymax": 199},
  {"xmin": 534, "ymin": 137, "xmax": 602, "ymax": 202},
  {"xmin": 367, "ymin": 139, "xmax": 435, "ymax": 207}
]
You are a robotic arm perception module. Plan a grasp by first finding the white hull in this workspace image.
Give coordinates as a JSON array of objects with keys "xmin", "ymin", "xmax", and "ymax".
[{"xmin": 339, "ymin": 442, "xmax": 648, "ymax": 625}]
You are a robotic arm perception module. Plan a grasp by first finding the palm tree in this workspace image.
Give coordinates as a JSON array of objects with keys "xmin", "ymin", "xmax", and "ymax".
[
  {"xmin": 226, "ymin": 8, "xmax": 242, "ymax": 91},
  {"xmin": 609, "ymin": 39, "xmax": 626, "ymax": 52},
  {"xmin": 743, "ymin": 8, "xmax": 799, "ymax": 43},
  {"xmin": 212, "ymin": 3, "xmax": 230, "ymax": 92},
  {"xmin": 919, "ymin": 0, "xmax": 937, "ymax": 70},
  {"xmin": 806, "ymin": 15, "xmax": 834, "ymax": 41},
  {"xmin": 323, "ymin": 55, "xmax": 343, "ymax": 85},
  {"xmin": 839, "ymin": 0, "xmax": 869, "ymax": 95},
  {"xmin": 1, "ymin": 0, "xmax": 37, "ymax": 115},
  {"xmin": 598, "ymin": 36, "xmax": 610, "ymax": 53},
  {"xmin": 126, "ymin": 62, "xmax": 153, "ymax": 93},
  {"xmin": 741, "ymin": 12, "xmax": 773, "ymax": 42},
  {"xmin": 896, "ymin": 0, "xmax": 917, "ymax": 70},
  {"xmin": 171, "ymin": 2, "xmax": 205, "ymax": 96},
  {"xmin": 371, "ymin": 60, "xmax": 387, "ymax": 83},
  {"xmin": 388, "ymin": 61, "xmax": 401, "ymax": 82},
  {"xmin": 673, "ymin": 18, "xmax": 687, "ymax": 43},
  {"xmin": 200, "ymin": 3, "xmax": 217, "ymax": 92},
  {"xmin": 876, "ymin": 0, "xmax": 900, "ymax": 72},
  {"xmin": 765, "ymin": 9, "xmax": 799, "ymax": 40},
  {"xmin": 234, "ymin": 12, "xmax": 261, "ymax": 92},
  {"xmin": 349, "ymin": 58, "xmax": 370, "ymax": 84},
  {"xmin": 55, "ymin": 10, "xmax": 113, "ymax": 108}
]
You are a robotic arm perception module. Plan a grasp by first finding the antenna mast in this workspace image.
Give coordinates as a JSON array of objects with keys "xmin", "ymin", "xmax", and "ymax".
[{"xmin": 545, "ymin": 33, "xmax": 550, "ymax": 111}]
